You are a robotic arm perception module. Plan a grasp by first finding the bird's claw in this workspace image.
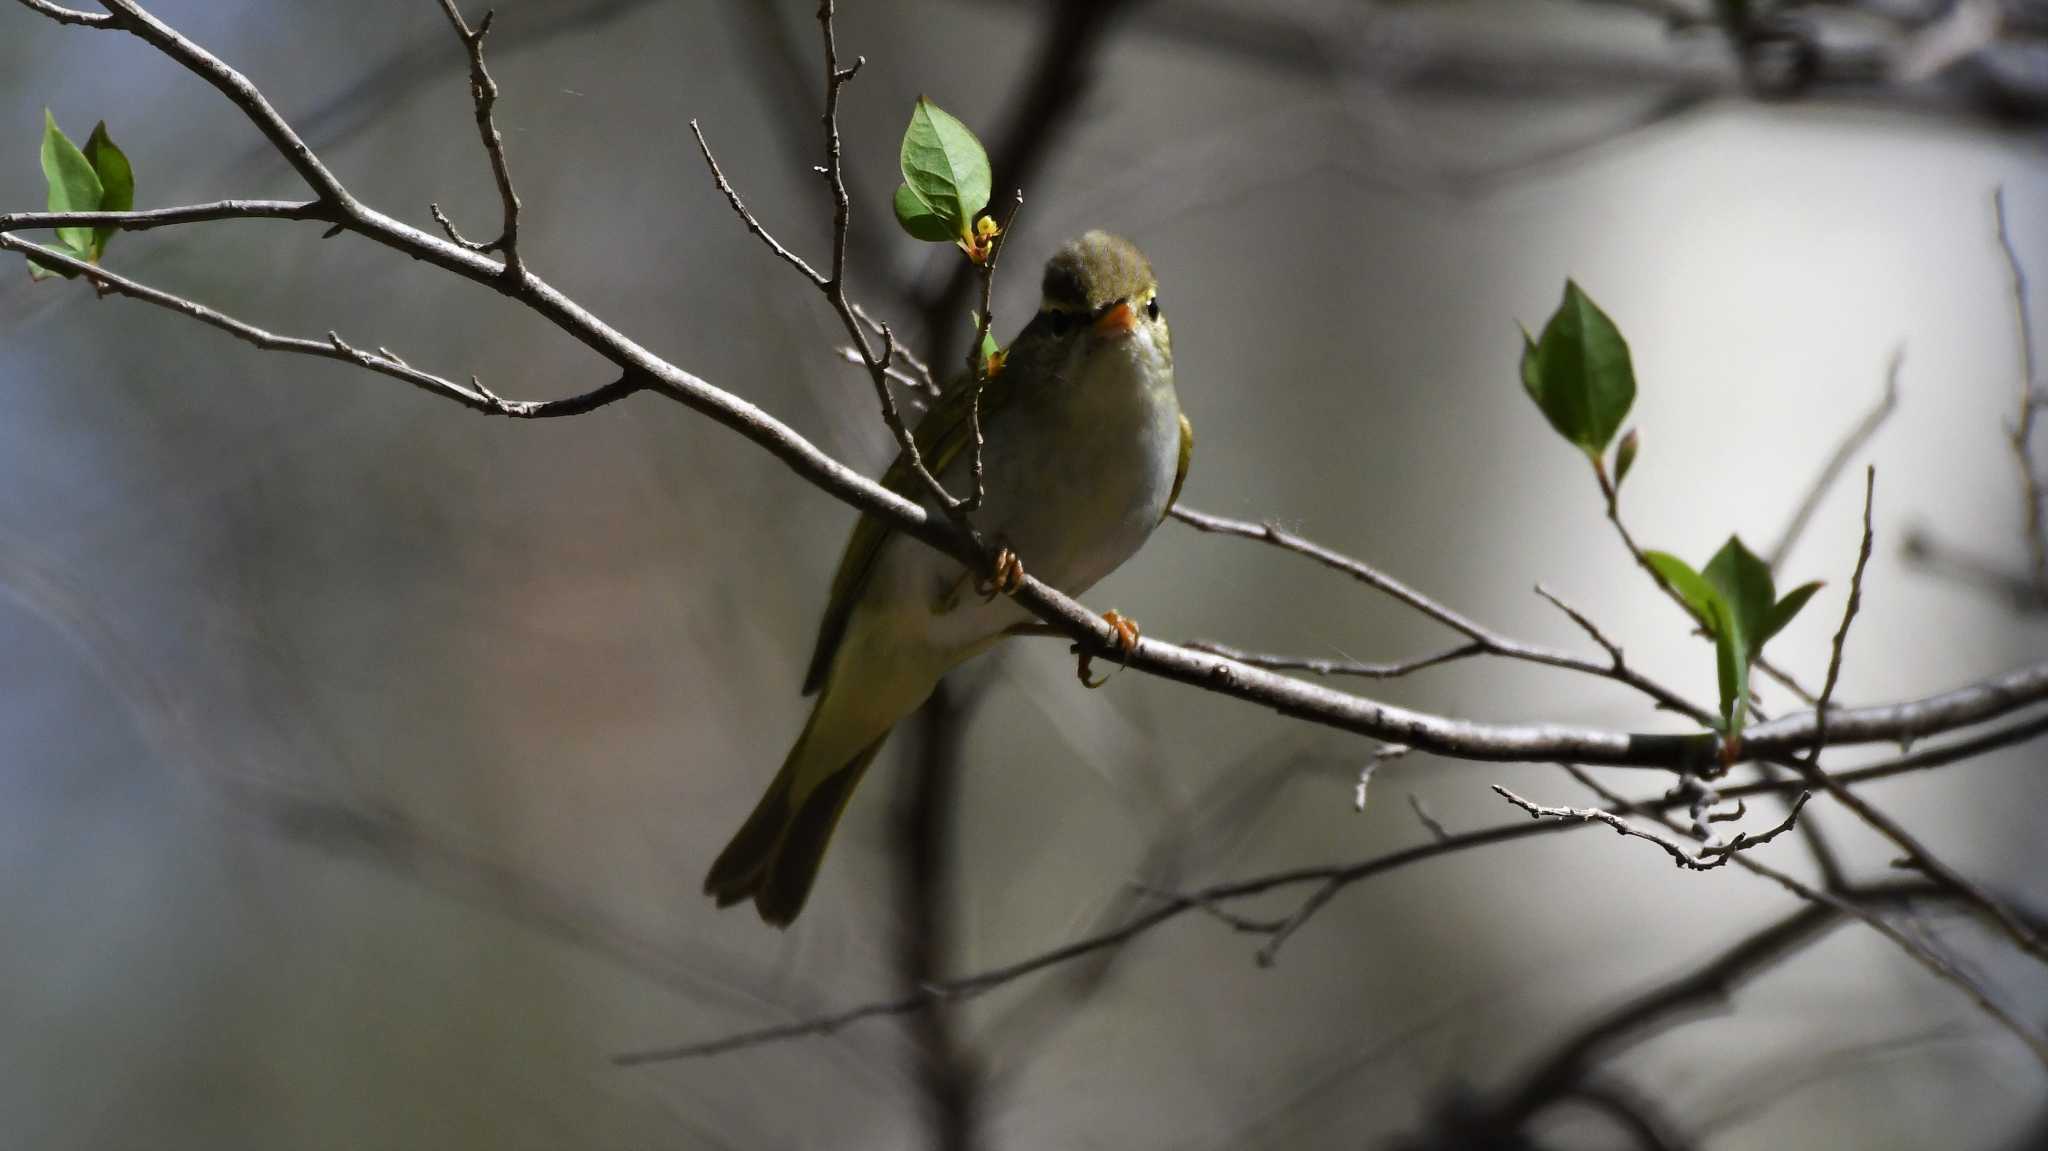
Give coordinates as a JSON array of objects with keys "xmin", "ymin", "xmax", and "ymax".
[
  {"xmin": 977, "ymin": 547, "xmax": 1024, "ymax": 601},
  {"xmin": 1078, "ymin": 610, "xmax": 1140, "ymax": 688}
]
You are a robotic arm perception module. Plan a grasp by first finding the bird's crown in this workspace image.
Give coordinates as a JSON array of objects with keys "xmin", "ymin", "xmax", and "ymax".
[{"xmin": 1040, "ymin": 231, "xmax": 1156, "ymax": 313}]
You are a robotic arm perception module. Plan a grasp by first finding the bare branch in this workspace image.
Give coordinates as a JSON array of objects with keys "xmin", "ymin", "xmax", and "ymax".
[
  {"xmin": 1463, "ymin": 882, "xmax": 1952, "ymax": 1142},
  {"xmin": 1170, "ymin": 506, "xmax": 1714, "ymax": 724},
  {"xmin": 686, "ymin": 119, "xmax": 827, "ymax": 288},
  {"xmin": 15, "ymin": 0, "xmax": 109, "ymax": 27},
  {"xmin": 0, "ymin": 199, "xmax": 332, "ymax": 231},
  {"xmin": 1182, "ymin": 639, "xmax": 1485, "ymax": 680},
  {"xmin": 434, "ymin": 1, "xmax": 524, "ymax": 276},
  {"xmin": 1806, "ymin": 467, "xmax": 1876, "ymax": 760},
  {"xmin": 1996, "ymin": 187, "xmax": 2048, "ymax": 596},
  {"xmin": 1784, "ymin": 471, "xmax": 2048, "ymax": 966},
  {"xmin": 1408, "ymin": 793, "xmax": 1450, "ymax": 842},
  {"xmin": 1900, "ymin": 527, "xmax": 2048, "ymax": 613},
  {"xmin": 1492, "ymin": 781, "xmax": 1810, "ymax": 871},
  {"xmin": 687, "ymin": 8, "xmax": 993, "ymax": 536},
  {"xmin": 621, "ymin": 769, "xmax": 2048, "ymax": 1066},
  {"xmin": 428, "ymin": 201, "xmax": 492, "ymax": 253},
  {"xmin": 0, "ymin": 233, "xmax": 640, "ymax": 418},
  {"xmin": 851, "ymin": 303, "xmax": 937, "ymax": 395},
  {"xmin": 12, "ymin": 0, "xmax": 2048, "ymax": 782},
  {"xmin": 1769, "ymin": 349, "xmax": 1901, "ymax": 569},
  {"xmin": 1568, "ymin": 770, "xmax": 2048, "ymax": 1068},
  {"xmin": 835, "ymin": 345, "xmax": 931, "ymax": 397},
  {"xmin": 1534, "ymin": 581, "xmax": 1626, "ymax": 667}
]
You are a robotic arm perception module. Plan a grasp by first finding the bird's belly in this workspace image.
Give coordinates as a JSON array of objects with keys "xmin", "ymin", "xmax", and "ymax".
[
  {"xmin": 987, "ymin": 383, "xmax": 1181, "ymax": 597},
  {"xmin": 859, "ymin": 385, "xmax": 1180, "ymax": 661}
]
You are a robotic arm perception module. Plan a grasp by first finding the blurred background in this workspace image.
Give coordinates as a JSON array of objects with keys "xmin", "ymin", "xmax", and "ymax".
[{"xmin": 4, "ymin": 1, "xmax": 2048, "ymax": 1147}]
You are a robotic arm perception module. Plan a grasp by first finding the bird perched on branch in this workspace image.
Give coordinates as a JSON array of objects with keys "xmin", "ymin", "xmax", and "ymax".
[{"xmin": 705, "ymin": 231, "xmax": 1191, "ymax": 925}]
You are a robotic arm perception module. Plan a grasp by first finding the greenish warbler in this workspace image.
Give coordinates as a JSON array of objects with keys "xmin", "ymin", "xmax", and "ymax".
[{"xmin": 705, "ymin": 231, "xmax": 1191, "ymax": 926}]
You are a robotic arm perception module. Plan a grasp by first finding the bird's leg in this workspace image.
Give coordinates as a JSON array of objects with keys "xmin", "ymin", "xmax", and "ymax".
[
  {"xmin": 976, "ymin": 544, "xmax": 1025, "ymax": 601},
  {"xmin": 1078, "ymin": 610, "xmax": 1141, "ymax": 689}
]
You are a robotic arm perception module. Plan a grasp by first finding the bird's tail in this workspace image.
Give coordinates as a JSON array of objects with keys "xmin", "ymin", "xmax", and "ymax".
[{"xmin": 703, "ymin": 697, "xmax": 887, "ymax": 927}]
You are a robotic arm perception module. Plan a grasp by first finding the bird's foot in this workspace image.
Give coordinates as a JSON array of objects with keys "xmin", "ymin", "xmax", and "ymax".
[
  {"xmin": 1078, "ymin": 610, "xmax": 1140, "ymax": 689},
  {"xmin": 976, "ymin": 546, "xmax": 1025, "ymax": 601}
]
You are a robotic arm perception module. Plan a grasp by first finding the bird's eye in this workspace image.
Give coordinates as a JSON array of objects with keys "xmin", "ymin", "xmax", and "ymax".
[
  {"xmin": 1145, "ymin": 297, "xmax": 1161, "ymax": 321},
  {"xmin": 1045, "ymin": 309, "xmax": 1075, "ymax": 336}
]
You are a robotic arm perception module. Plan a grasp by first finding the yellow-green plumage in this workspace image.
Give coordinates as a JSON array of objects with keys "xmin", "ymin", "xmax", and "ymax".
[{"xmin": 705, "ymin": 232, "xmax": 1188, "ymax": 926}]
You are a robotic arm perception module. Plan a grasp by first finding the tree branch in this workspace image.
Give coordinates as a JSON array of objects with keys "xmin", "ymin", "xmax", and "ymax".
[
  {"xmin": 15, "ymin": 0, "xmax": 2046, "ymax": 773},
  {"xmin": 1494, "ymin": 778, "xmax": 1810, "ymax": 871},
  {"xmin": 1169, "ymin": 506, "xmax": 1714, "ymax": 724},
  {"xmin": 0, "ymin": 233, "xmax": 641, "ymax": 418},
  {"xmin": 433, "ymin": 1, "xmax": 524, "ymax": 276},
  {"xmin": 1996, "ymin": 186, "xmax": 2047, "ymax": 597},
  {"xmin": 0, "ymin": 199, "xmax": 332, "ymax": 231}
]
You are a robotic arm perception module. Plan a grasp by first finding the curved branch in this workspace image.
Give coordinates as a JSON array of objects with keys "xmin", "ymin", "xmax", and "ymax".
[{"xmin": 12, "ymin": 0, "xmax": 2048, "ymax": 769}]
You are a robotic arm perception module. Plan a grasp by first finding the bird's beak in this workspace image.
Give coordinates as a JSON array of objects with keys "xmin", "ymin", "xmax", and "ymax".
[{"xmin": 1093, "ymin": 300, "xmax": 1138, "ymax": 339}]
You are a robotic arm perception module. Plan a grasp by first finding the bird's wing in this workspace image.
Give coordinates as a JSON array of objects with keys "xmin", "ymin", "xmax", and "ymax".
[
  {"xmin": 801, "ymin": 366, "xmax": 1019, "ymax": 695},
  {"xmin": 1164, "ymin": 412, "xmax": 1192, "ymax": 523}
]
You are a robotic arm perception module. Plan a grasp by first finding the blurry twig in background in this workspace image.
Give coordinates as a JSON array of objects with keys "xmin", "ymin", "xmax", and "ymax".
[
  {"xmin": 901, "ymin": 681, "xmax": 983, "ymax": 1151},
  {"xmin": 1905, "ymin": 188, "xmax": 2048, "ymax": 613},
  {"xmin": 1414, "ymin": 880, "xmax": 1974, "ymax": 1148},
  {"xmin": 1768, "ymin": 350, "xmax": 1901, "ymax": 571},
  {"xmin": 1564, "ymin": 767, "xmax": 2048, "ymax": 1066},
  {"xmin": 616, "ymin": 717, "xmax": 2048, "ymax": 1064}
]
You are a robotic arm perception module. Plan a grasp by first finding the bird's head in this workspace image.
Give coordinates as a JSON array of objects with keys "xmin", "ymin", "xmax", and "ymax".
[{"xmin": 1010, "ymin": 231, "xmax": 1169, "ymax": 372}]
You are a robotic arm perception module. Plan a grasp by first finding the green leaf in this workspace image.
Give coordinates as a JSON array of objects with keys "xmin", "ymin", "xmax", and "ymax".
[
  {"xmin": 897, "ymin": 96, "xmax": 989, "ymax": 241},
  {"xmin": 1643, "ymin": 550, "xmax": 1724, "ymax": 634},
  {"xmin": 1702, "ymin": 536, "xmax": 1776, "ymax": 650},
  {"xmin": 40, "ymin": 109, "xmax": 102, "ymax": 255},
  {"xmin": 1709, "ymin": 598, "xmax": 1750, "ymax": 735},
  {"xmin": 82, "ymin": 120, "xmax": 132, "ymax": 259},
  {"xmin": 1520, "ymin": 280, "xmax": 1636, "ymax": 458},
  {"xmin": 979, "ymin": 329, "xmax": 998, "ymax": 370},
  {"xmin": 1761, "ymin": 579, "xmax": 1823, "ymax": 646},
  {"xmin": 1613, "ymin": 428, "xmax": 1639, "ymax": 489},
  {"xmin": 892, "ymin": 183, "xmax": 956, "ymax": 243}
]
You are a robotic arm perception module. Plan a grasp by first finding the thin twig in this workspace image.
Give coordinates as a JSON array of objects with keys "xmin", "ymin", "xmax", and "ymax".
[
  {"xmin": 836, "ymin": 345, "xmax": 931, "ymax": 397},
  {"xmin": 616, "ymin": 711, "xmax": 2048, "ymax": 1066},
  {"xmin": 1182, "ymin": 639, "xmax": 1485, "ymax": 680},
  {"xmin": 1534, "ymin": 582, "xmax": 1626, "ymax": 666},
  {"xmin": 1787, "ymin": 480, "xmax": 2048, "ymax": 965},
  {"xmin": 1804, "ymin": 467, "xmax": 1876, "ymax": 764},
  {"xmin": 1569, "ymin": 768, "xmax": 2048, "ymax": 1068},
  {"xmin": 435, "ymin": 1, "xmax": 524, "ymax": 278},
  {"xmin": 1171, "ymin": 506, "xmax": 1714, "ymax": 724},
  {"xmin": 0, "ymin": 233, "xmax": 638, "ymax": 417},
  {"xmin": 428, "ymin": 201, "xmax": 492, "ymax": 253},
  {"xmin": 1995, "ymin": 187, "xmax": 2047, "ymax": 597},
  {"xmin": 688, "ymin": 117, "xmax": 966, "ymax": 521},
  {"xmin": 959, "ymin": 191, "xmax": 1024, "ymax": 513},
  {"xmin": 0, "ymin": 199, "xmax": 333, "ymax": 231},
  {"xmin": 686, "ymin": 120, "xmax": 827, "ymax": 287},
  {"xmin": 1493, "ymin": 781, "xmax": 1810, "ymax": 871},
  {"xmin": 16, "ymin": 0, "xmax": 110, "ymax": 26},
  {"xmin": 1408, "ymin": 794, "xmax": 1450, "ymax": 841},
  {"xmin": 851, "ymin": 302, "xmax": 937, "ymax": 395},
  {"xmin": 1468, "ymin": 881, "xmax": 1970, "ymax": 1140},
  {"xmin": 1769, "ymin": 350, "xmax": 1901, "ymax": 570}
]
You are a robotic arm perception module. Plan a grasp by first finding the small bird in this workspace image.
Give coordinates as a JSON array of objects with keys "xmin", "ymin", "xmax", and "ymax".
[{"xmin": 705, "ymin": 231, "xmax": 1191, "ymax": 925}]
